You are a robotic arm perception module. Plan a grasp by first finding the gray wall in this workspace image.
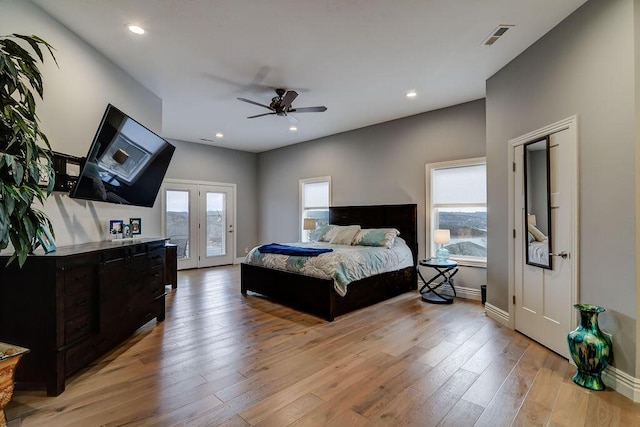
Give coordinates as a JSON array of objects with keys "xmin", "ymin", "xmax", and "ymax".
[
  {"xmin": 0, "ymin": 0, "xmax": 259, "ymax": 258},
  {"xmin": 0, "ymin": 0, "xmax": 165, "ymax": 247},
  {"xmin": 166, "ymin": 140, "xmax": 258, "ymax": 258},
  {"xmin": 258, "ymin": 100, "xmax": 487, "ymax": 291},
  {"xmin": 486, "ymin": 0, "xmax": 637, "ymax": 375}
]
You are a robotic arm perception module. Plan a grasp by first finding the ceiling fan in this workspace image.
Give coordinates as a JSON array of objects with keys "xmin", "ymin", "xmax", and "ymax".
[{"xmin": 237, "ymin": 88, "xmax": 327, "ymax": 124}]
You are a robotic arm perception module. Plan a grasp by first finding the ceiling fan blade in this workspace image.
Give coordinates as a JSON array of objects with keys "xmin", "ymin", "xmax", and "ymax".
[
  {"xmin": 237, "ymin": 97, "xmax": 272, "ymax": 110},
  {"xmin": 289, "ymin": 106, "xmax": 327, "ymax": 113},
  {"xmin": 281, "ymin": 90, "xmax": 298, "ymax": 110},
  {"xmin": 285, "ymin": 114, "xmax": 299, "ymax": 124},
  {"xmin": 247, "ymin": 112, "xmax": 277, "ymax": 119}
]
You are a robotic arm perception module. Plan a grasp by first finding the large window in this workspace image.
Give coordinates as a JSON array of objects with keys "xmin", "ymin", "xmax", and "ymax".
[
  {"xmin": 300, "ymin": 176, "xmax": 331, "ymax": 242},
  {"xmin": 426, "ymin": 158, "xmax": 486, "ymax": 266}
]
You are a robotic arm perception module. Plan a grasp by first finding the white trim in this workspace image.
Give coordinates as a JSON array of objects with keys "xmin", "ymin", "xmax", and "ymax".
[
  {"xmin": 455, "ymin": 286, "xmax": 482, "ymax": 301},
  {"xmin": 425, "ymin": 157, "xmax": 487, "ymax": 265},
  {"xmin": 485, "ymin": 302, "xmax": 510, "ymax": 327},
  {"xmin": 507, "ymin": 115, "xmax": 579, "ymax": 331},
  {"xmin": 602, "ymin": 365, "xmax": 640, "ymax": 402}
]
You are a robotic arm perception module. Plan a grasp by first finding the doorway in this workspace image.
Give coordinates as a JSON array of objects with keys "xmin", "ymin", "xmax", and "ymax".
[
  {"xmin": 508, "ymin": 116, "xmax": 578, "ymax": 358},
  {"xmin": 162, "ymin": 180, "xmax": 236, "ymax": 270}
]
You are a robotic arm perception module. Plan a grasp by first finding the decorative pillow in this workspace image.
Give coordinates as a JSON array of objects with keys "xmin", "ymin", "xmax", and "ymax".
[
  {"xmin": 328, "ymin": 225, "xmax": 361, "ymax": 245},
  {"xmin": 316, "ymin": 225, "xmax": 335, "ymax": 242},
  {"xmin": 528, "ymin": 223, "xmax": 547, "ymax": 242},
  {"xmin": 527, "ymin": 231, "xmax": 535, "ymax": 244},
  {"xmin": 352, "ymin": 228, "xmax": 400, "ymax": 248}
]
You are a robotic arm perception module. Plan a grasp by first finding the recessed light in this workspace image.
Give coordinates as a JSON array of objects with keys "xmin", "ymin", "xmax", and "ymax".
[
  {"xmin": 289, "ymin": 126, "xmax": 298, "ymax": 132},
  {"xmin": 406, "ymin": 91, "xmax": 417, "ymax": 98},
  {"xmin": 215, "ymin": 132, "xmax": 224, "ymax": 138},
  {"xmin": 128, "ymin": 25, "xmax": 145, "ymax": 35}
]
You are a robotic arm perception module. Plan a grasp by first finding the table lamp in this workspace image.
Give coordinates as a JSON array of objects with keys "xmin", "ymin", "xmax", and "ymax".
[
  {"xmin": 528, "ymin": 214, "xmax": 537, "ymax": 226},
  {"xmin": 434, "ymin": 229, "xmax": 451, "ymax": 262},
  {"xmin": 303, "ymin": 218, "xmax": 317, "ymax": 241}
]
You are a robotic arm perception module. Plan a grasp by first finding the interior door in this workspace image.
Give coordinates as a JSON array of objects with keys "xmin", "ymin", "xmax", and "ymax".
[
  {"xmin": 514, "ymin": 128, "xmax": 574, "ymax": 358},
  {"xmin": 198, "ymin": 185, "xmax": 234, "ymax": 268}
]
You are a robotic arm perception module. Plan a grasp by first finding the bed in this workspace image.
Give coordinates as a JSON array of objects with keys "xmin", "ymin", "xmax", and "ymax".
[{"xmin": 241, "ymin": 204, "xmax": 418, "ymax": 321}]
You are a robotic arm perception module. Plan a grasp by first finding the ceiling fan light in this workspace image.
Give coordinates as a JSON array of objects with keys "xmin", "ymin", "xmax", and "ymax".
[{"xmin": 128, "ymin": 25, "xmax": 146, "ymax": 35}]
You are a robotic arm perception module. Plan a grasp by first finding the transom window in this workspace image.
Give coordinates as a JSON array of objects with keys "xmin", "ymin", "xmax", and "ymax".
[
  {"xmin": 299, "ymin": 176, "xmax": 331, "ymax": 242},
  {"xmin": 426, "ymin": 158, "xmax": 487, "ymax": 266}
]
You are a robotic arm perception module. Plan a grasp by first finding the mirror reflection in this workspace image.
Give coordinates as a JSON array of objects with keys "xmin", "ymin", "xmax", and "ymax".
[{"xmin": 524, "ymin": 137, "xmax": 552, "ymax": 269}]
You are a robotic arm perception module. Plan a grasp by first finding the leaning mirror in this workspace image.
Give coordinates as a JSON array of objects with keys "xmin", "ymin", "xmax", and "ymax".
[{"xmin": 524, "ymin": 137, "xmax": 552, "ymax": 269}]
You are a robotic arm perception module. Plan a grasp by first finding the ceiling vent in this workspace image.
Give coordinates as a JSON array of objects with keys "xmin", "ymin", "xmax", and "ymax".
[{"xmin": 482, "ymin": 25, "xmax": 514, "ymax": 46}]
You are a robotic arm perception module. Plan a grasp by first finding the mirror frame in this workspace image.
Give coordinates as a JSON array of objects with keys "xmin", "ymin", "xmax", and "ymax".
[{"xmin": 523, "ymin": 136, "xmax": 553, "ymax": 270}]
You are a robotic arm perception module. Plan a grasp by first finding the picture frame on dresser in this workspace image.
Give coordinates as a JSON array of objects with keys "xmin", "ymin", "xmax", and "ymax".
[
  {"xmin": 130, "ymin": 218, "xmax": 142, "ymax": 235},
  {"xmin": 36, "ymin": 227, "xmax": 56, "ymax": 253}
]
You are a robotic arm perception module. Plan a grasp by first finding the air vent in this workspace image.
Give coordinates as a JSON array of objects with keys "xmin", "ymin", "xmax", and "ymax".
[
  {"xmin": 482, "ymin": 25, "xmax": 514, "ymax": 46},
  {"xmin": 200, "ymin": 138, "xmax": 215, "ymax": 142}
]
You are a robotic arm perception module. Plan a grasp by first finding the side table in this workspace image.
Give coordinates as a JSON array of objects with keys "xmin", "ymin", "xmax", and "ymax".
[{"xmin": 418, "ymin": 258, "xmax": 458, "ymax": 304}]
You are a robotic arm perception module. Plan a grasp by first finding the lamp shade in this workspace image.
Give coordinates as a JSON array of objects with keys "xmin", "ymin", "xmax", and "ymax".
[
  {"xmin": 303, "ymin": 218, "xmax": 317, "ymax": 230},
  {"xmin": 528, "ymin": 214, "xmax": 537, "ymax": 226},
  {"xmin": 434, "ymin": 229, "xmax": 450, "ymax": 244}
]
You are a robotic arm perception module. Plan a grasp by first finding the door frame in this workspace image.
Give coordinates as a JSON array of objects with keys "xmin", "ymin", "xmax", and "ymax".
[
  {"xmin": 161, "ymin": 178, "xmax": 237, "ymax": 268},
  {"xmin": 507, "ymin": 115, "xmax": 579, "ymax": 330}
]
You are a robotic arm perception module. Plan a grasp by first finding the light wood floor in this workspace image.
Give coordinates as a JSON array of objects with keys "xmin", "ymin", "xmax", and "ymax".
[{"xmin": 6, "ymin": 265, "xmax": 640, "ymax": 426}]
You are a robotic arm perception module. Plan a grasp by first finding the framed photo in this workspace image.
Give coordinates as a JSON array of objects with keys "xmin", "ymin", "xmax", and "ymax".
[
  {"xmin": 37, "ymin": 227, "xmax": 56, "ymax": 253},
  {"xmin": 109, "ymin": 220, "xmax": 123, "ymax": 235},
  {"xmin": 123, "ymin": 224, "xmax": 132, "ymax": 238},
  {"xmin": 130, "ymin": 218, "xmax": 142, "ymax": 235}
]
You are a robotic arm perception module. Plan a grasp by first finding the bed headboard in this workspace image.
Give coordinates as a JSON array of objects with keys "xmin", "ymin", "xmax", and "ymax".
[{"xmin": 329, "ymin": 204, "xmax": 418, "ymax": 266}]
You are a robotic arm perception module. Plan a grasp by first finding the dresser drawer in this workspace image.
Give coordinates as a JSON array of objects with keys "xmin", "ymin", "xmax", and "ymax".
[
  {"xmin": 64, "ymin": 286, "xmax": 95, "ymax": 320},
  {"xmin": 65, "ymin": 312, "xmax": 95, "ymax": 344},
  {"xmin": 63, "ymin": 266, "xmax": 94, "ymax": 296}
]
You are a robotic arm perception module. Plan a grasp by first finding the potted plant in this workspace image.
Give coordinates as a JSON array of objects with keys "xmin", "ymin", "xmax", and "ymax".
[
  {"xmin": 0, "ymin": 34, "xmax": 57, "ymax": 267},
  {"xmin": 0, "ymin": 34, "xmax": 56, "ymax": 425}
]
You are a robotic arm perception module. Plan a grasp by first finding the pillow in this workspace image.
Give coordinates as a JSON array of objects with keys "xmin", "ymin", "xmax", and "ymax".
[
  {"xmin": 316, "ymin": 224, "xmax": 335, "ymax": 242},
  {"xmin": 328, "ymin": 225, "xmax": 361, "ymax": 245},
  {"xmin": 352, "ymin": 228, "xmax": 400, "ymax": 248},
  {"xmin": 527, "ymin": 231, "xmax": 535, "ymax": 244},
  {"xmin": 528, "ymin": 223, "xmax": 547, "ymax": 242}
]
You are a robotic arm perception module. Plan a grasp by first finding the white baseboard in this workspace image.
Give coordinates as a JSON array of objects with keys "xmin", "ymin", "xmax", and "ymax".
[
  {"xmin": 485, "ymin": 302, "xmax": 510, "ymax": 327},
  {"xmin": 602, "ymin": 365, "xmax": 640, "ymax": 402},
  {"xmin": 456, "ymin": 286, "xmax": 482, "ymax": 301}
]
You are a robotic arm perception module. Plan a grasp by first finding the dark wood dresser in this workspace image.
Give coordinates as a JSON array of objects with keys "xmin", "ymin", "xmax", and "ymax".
[{"xmin": 0, "ymin": 238, "xmax": 168, "ymax": 396}]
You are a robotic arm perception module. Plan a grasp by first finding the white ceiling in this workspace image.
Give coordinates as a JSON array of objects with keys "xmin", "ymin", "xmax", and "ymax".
[{"xmin": 32, "ymin": 0, "xmax": 587, "ymax": 153}]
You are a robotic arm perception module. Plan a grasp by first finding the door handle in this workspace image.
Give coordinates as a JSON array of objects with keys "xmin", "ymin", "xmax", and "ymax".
[{"xmin": 550, "ymin": 251, "xmax": 569, "ymax": 259}]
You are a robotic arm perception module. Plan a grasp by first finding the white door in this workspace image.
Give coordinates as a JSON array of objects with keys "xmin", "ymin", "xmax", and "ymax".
[
  {"xmin": 198, "ymin": 185, "xmax": 234, "ymax": 268},
  {"xmin": 513, "ymin": 127, "xmax": 576, "ymax": 358},
  {"xmin": 162, "ymin": 181, "xmax": 235, "ymax": 270}
]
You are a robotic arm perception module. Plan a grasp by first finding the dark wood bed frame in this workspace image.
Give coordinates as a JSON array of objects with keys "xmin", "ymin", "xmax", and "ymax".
[{"xmin": 241, "ymin": 204, "xmax": 418, "ymax": 321}]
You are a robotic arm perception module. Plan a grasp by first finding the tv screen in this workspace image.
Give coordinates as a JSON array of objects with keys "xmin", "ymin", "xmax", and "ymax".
[{"xmin": 70, "ymin": 104, "xmax": 175, "ymax": 207}]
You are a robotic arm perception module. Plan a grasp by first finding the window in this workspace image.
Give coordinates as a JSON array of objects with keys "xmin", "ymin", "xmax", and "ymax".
[
  {"xmin": 300, "ymin": 176, "xmax": 331, "ymax": 242},
  {"xmin": 426, "ymin": 158, "xmax": 487, "ymax": 266}
]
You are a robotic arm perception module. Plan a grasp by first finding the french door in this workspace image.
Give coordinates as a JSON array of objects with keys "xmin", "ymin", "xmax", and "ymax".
[{"xmin": 162, "ymin": 180, "xmax": 235, "ymax": 270}]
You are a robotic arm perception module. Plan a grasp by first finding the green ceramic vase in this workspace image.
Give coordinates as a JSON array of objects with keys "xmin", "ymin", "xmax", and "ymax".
[{"xmin": 567, "ymin": 304, "xmax": 612, "ymax": 391}]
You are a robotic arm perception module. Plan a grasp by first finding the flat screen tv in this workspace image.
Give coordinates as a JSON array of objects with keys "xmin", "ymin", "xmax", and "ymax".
[{"xmin": 70, "ymin": 104, "xmax": 175, "ymax": 207}]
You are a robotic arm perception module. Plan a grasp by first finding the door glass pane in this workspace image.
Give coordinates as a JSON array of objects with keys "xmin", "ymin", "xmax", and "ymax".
[
  {"xmin": 206, "ymin": 192, "xmax": 226, "ymax": 256},
  {"xmin": 166, "ymin": 190, "xmax": 190, "ymax": 258}
]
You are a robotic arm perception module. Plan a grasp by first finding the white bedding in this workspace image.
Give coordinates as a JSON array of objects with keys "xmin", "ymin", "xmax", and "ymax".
[
  {"xmin": 528, "ymin": 240, "xmax": 549, "ymax": 265},
  {"xmin": 243, "ymin": 237, "xmax": 414, "ymax": 296}
]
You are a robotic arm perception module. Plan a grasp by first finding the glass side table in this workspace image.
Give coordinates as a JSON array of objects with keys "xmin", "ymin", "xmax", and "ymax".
[{"xmin": 418, "ymin": 258, "xmax": 459, "ymax": 304}]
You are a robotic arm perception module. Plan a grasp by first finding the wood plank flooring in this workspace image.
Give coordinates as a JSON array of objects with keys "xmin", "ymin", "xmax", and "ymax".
[{"xmin": 6, "ymin": 265, "xmax": 640, "ymax": 426}]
